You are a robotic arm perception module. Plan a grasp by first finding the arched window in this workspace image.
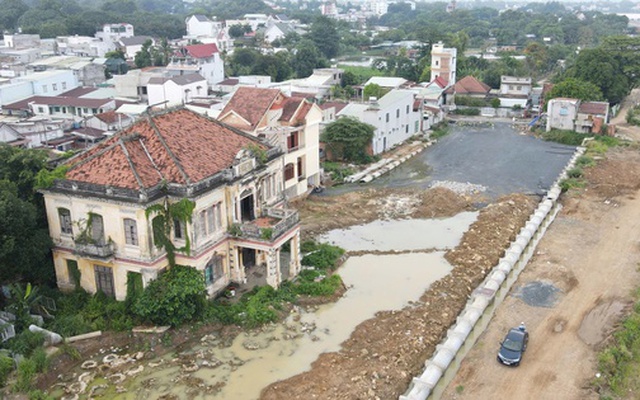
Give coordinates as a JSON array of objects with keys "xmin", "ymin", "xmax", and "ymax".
[
  {"xmin": 284, "ymin": 163, "xmax": 295, "ymax": 181},
  {"xmin": 58, "ymin": 208, "xmax": 72, "ymax": 235}
]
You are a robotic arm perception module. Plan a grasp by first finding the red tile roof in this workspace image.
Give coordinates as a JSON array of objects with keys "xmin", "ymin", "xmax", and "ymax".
[
  {"xmin": 431, "ymin": 76, "xmax": 449, "ymax": 88},
  {"xmin": 59, "ymin": 87, "xmax": 98, "ymax": 97},
  {"xmin": 220, "ymin": 87, "xmax": 281, "ymax": 131},
  {"xmin": 280, "ymin": 98, "xmax": 304, "ymax": 122},
  {"xmin": 95, "ymin": 110, "xmax": 128, "ymax": 124},
  {"xmin": 578, "ymin": 101, "xmax": 609, "ymax": 115},
  {"xmin": 319, "ymin": 101, "xmax": 348, "ymax": 113},
  {"xmin": 184, "ymin": 43, "xmax": 219, "ymax": 58},
  {"xmin": 65, "ymin": 108, "xmax": 263, "ymax": 190},
  {"xmin": 453, "ymin": 76, "xmax": 491, "ymax": 95}
]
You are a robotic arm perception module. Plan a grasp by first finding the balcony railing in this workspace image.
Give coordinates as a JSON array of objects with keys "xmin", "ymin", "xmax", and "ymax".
[
  {"xmin": 74, "ymin": 240, "xmax": 115, "ymax": 258},
  {"xmin": 237, "ymin": 208, "xmax": 299, "ymax": 242}
]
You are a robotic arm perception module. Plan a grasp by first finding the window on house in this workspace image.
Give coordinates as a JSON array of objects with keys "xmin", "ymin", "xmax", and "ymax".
[
  {"xmin": 59, "ymin": 208, "xmax": 72, "ymax": 235},
  {"xmin": 386, "ymin": 113, "xmax": 389, "ymax": 123},
  {"xmin": 53, "ymin": 107, "xmax": 60, "ymax": 113},
  {"xmin": 297, "ymin": 157, "xmax": 303, "ymax": 178},
  {"xmin": 415, "ymin": 121, "xmax": 419, "ymax": 133},
  {"xmin": 435, "ymin": 60, "xmax": 439, "ymax": 66},
  {"xmin": 204, "ymin": 255, "xmax": 224, "ymax": 285},
  {"xmin": 406, "ymin": 105, "xmax": 410, "ymax": 114},
  {"xmin": 284, "ymin": 163, "xmax": 295, "ymax": 181},
  {"xmin": 52, "ymin": 83, "xmax": 57, "ymax": 91},
  {"xmin": 124, "ymin": 218, "xmax": 138, "ymax": 246},
  {"xmin": 91, "ymin": 214, "xmax": 105, "ymax": 244},
  {"xmin": 66, "ymin": 259, "xmax": 80, "ymax": 287},
  {"xmin": 94, "ymin": 265, "xmax": 114, "ymax": 297},
  {"xmin": 396, "ymin": 109, "xmax": 400, "ymax": 118},
  {"xmin": 92, "ymin": 108, "xmax": 98, "ymax": 114},
  {"xmin": 287, "ymin": 132, "xmax": 299, "ymax": 151},
  {"xmin": 405, "ymin": 125, "xmax": 409, "ymax": 133},
  {"xmin": 62, "ymin": 82, "xmax": 67, "ymax": 90},
  {"xmin": 517, "ymin": 85, "xmax": 522, "ymax": 91},
  {"xmin": 173, "ymin": 218, "xmax": 184, "ymax": 239},
  {"xmin": 38, "ymin": 107, "xmax": 44, "ymax": 113}
]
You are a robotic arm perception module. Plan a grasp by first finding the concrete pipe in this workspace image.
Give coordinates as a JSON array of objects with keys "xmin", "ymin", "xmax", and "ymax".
[
  {"xmin": 484, "ymin": 279, "xmax": 500, "ymax": 292},
  {"xmin": 497, "ymin": 260, "xmax": 514, "ymax": 274},
  {"xmin": 419, "ymin": 364, "xmax": 444, "ymax": 387},
  {"xmin": 432, "ymin": 348, "xmax": 456, "ymax": 370},
  {"xmin": 29, "ymin": 325, "xmax": 63, "ymax": 346},
  {"xmin": 490, "ymin": 270, "xmax": 507, "ymax": 285}
]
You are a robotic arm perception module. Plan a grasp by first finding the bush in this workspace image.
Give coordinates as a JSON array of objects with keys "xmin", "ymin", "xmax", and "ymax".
[
  {"xmin": 294, "ymin": 271, "xmax": 342, "ymax": 296},
  {"xmin": 567, "ymin": 167, "xmax": 583, "ymax": 178},
  {"xmin": 5, "ymin": 331, "xmax": 44, "ymax": 358},
  {"xmin": 30, "ymin": 348, "xmax": 48, "ymax": 373},
  {"xmin": 13, "ymin": 358, "xmax": 36, "ymax": 393},
  {"xmin": 300, "ymin": 240, "xmax": 319, "ymax": 253},
  {"xmin": 455, "ymin": 96, "xmax": 487, "ymax": 107},
  {"xmin": 322, "ymin": 162, "xmax": 355, "ymax": 184},
  {"xmin": 134, "ymin": 265, "xmax": 207, "ymax": 326},
  {"xmin": 301, "ymin": 243, "xmax": 345, "ymax": 270},
  {"xmin": 575, "ymin": 155, "xmax": 595, "ymax": 168},
  {"xmin": 47, "ymin": 314, "xmax": 93, "ymax": 337},
  {"xmin": 453, "ymin": 108, "xmax": 481, "ymax": 116},
  {"xmin": 430, "ymin": 122, "xmax": 449, "ymax": 140},
  {"xmin": 0, "ymin": 354, "xmax": 14, "ymax": 387},
  {"xmin": 559, "ymin": 177, "xmax": 585, "ymax": 192}
]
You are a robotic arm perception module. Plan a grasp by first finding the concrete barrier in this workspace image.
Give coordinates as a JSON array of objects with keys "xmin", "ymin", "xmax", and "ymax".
[{"xmin": 400, "ymin": 145, "xmax": 585, "ymax": 400}]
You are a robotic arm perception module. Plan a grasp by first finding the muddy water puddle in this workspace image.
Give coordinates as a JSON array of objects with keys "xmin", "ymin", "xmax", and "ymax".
[
  {"xmin": 319, "ymin": 211, "xmax": 478, "ymax": 252},
  {"xmin": 66, "ymin": 213, "xmax": 477, "ymax": 399}
]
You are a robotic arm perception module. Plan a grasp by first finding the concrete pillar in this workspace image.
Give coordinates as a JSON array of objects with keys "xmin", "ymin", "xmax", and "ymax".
[
  {"xmin": 265, "ymin": 248, "xmax": 280, "ymax": 288},
  {"xmin": 289, "ymin": 231, "xmax": 302, "ymax": 278}
]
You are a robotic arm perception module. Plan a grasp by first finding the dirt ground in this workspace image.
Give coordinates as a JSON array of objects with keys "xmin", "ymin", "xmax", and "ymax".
[
  {"xmin": 261, "ymin": 189, "xmax": 537, "ymax": 400},
  {"xmin": 439, "ymin": 146, "xmax": 640, "ymax": 400}
]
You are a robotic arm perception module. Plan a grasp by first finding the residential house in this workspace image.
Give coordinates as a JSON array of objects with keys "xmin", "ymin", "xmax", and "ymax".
[
  {"xmin": 0, "ymin": 70, "xmax": 79, "ymax": 109},
  {"xmin": 95, "ymin": 23, "xmax": 134, "ymax": 43},
  {"xmin": 56, "ymin": 35, "xmax": 114, "ymax": 58},
  {"xmin": 319, "ymin": 101, "xmax": 348, "ymax": 126},
  {"xmin": 185, "ymin": 15, "xmax": 223, "ymax": 38},
  {"xmin": 30, "ymin": 56, "xmax": 106, "ymax": 87},
  {"xmin": 3, "ymin": 34, "xmax": 41, "ymax": 50},
  {"xmin": 5, "ymin": 95, "xmax": 116, "ymax": 122},
  {"xmin": 167, "ymin": 43, "xmax": 224, "ymax": 88},
  {"xmin": 264, "ymin": 23, "xmax": 297, "ymax": 44},
  {"xmin": 338, "ymin": 89, "xmax": 422, "ymax": 155},
  {"xmin": 445, "ymin": 75, "xmax": 491, "ymax": 106},
  {"xmin": 41, "ymin": 108, "xmax": 302, "ymax": 300},
  {"xmin": 147, "ymin": 73, "xmax": 208, "ymax": 107},
  {"xmin": 363, "ymin": 76, "xmax": 408, "ymax": 91},
  {"xmin": 118, "ymin": 36, "xmax": 154, "ymax": 60},
  {"xmin": 546, "ymin": 98, "xmax": 580, "ymax": 131},
  {"xmin": 498, "ymin": 76, "xmax": 532, "ymax": 109},
  {"xmin": 269, "ymin": 68, "xmax": 343, "ymax": 100},
  {"xmin": 212, "ymin": 75, "xmax": 272, "ymax": 94},
  {"xmin": 0, "ymin": 117, "xmax": 66, "ymax": 148},
  {"xmin": 430, "ymin": 42, "xmax": 457, "ymax": 85},
  {"xmin": 86, "ymin": 111, "xmax": 133, "ymax": 133},
  {"xmin": 219, "ymin": 87, "xmax": 323, "ymax": 198},
  {"xmin": 575, "ymin": 101, "xmax": 610, "ymax": 134}
]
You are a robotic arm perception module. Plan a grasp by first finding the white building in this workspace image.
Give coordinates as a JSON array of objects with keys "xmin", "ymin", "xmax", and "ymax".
[
  {"xmin": 3, "ymin": 34, "xmax": 41, "ymax": 50},
  {"xmin": 30, "ymin": 56, "xmax": 106, "ymax": 87},
  {"xmin": 430, "ymin": 42, "xmax": 457, "ymax": 85},
  {"xmin": 185, "ymin": 15, "xmax": 223, "ymax": 38},
  {"xmin": 270, "ymin": 68, "xmax": 344, "ymax": 100},
  {"xmin": 546, "ymin": 98, "xmax": 579, "ymax": 131},
  {"xmin": 167, "ymin": 43, "xmax": 224, "ymax": 88},
  {"xmin": 95, "ymin": 23, "xmax": 134, "ymax": 43},
  {"xmin": 56, "ymin": 36, "xmax": 115, "ymax": 58},
  {"xmin": 498, "ymin": 76, "xmax": 532, "ymax": 109},
  {"xmin": 147, "ymin": 73, "xmax": 208, "ymax": 107},
  {"xmin": 338, "ymin": 89, "xmax": 421, "ymax": 155},
  {"xmin": 368, "ymin": 0, "xmax": 389, "ymax": 15},
  {"xmin": 118, "ymin": 36, "xmax": 154, "ymax": 60},
  {"xmin": 0, "ymin": 70, "xmax": 79, "ymax": 108}
]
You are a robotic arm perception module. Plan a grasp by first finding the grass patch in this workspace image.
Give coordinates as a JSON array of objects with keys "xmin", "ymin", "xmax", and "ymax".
[
  {"xmin": 453, "ymin": 108, "xmax": 481, "ymax": 116},
  {"xmin": 322, "ymin": 161, "xmax": 356, "ymax": 184},
  {"xmin": 576, "ymin": 155, "xmax": 595, "ymax": 168},
  {"xmin": 430, "ymin": 122, "xmax": 450, "ymax": 140},
  {"xmin": 559, "ymin": 177, "xmax": 586, "ymax": 192},
  {"xmin": 593, "ymin": 289, "xmax": 640, "ymax": 398},
  {"xmin": 337, "ymin": 65, "xmax": 386, "ymax": 84},
  {"xmin": 542, "ymin": 130, "xmax": 621, "ymax": 147}
]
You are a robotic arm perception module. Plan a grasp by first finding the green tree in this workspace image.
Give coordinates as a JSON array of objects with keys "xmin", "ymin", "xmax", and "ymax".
[
  {"xmin": 0, "ymin": 181, "xmax": 53, "ymax": 285},
  {"xmin": 134, "ymin": 39, "xmax": 153, "ymax": 68},
  {"xmin": 292, "ymin": 40, "xmax": 326, "ymax": 78},
  {"xmin": 308, "ymin": 16, "xmax": 340, "ymax": 59},
  {"xmin": 567, "ymin": 48, "xmax": 628, "ymax": 104},
  {"xmin": 229, "ymin": 24, "xmax": 250, "ymax": 38},
  {"xmin": 524, "ymin": 42, "xmax": 549, "ymax": 76},
  {"xmin": 321, "ymin": 117, "xmax": 375, "ymax": 164},
  {"xmin": 133, "ymin": 265, "xmax": 206, "ymax": 326},
  {"xmin": 546, "ymin": 78, "xmax": 604, "ymax": 103},
  {"xmin": 363, "ymin": 83, "xmax": 385, "ymax": 101},
  {"xmin": 101, "ymin": 0, "xmax": 137, "ymax": 14},
  {"xmin": 0, "ymin": 0, "xmax": 28, "ymax": 31}
]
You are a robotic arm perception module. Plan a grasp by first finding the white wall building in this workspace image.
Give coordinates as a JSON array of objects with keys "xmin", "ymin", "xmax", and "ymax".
[
  {"xmin": 167, "ymin": 43, "xmax": 224, "ymax": 88},
  {"xmin": 56, "ymin": 36, "xmax": 115, "ymax": 58},
  {"xmin": 338, "ymin": 89, "xmax": 421, "ymax": 155},
  {"xmin": 546, "ymin": 98, "xmax": 579, "ymax": 131},
  {"xmin": 3, "ymin": 34, "xmax": 41, "ymax": 50},
  {"xmin": 118, "ymin": 36, "xmax": 154, "ymax": 60},
  {"xmin": 185, "ymin": 15, "xmax": 223, "ymax": 38},
  {"xmin": 95, "ymin": 23, "xmax": 134, "ymax": 43},
  {"xmin": 430, "ymin": 42, "xmax": 457, "ymax": 85},
  {"xmin": 147, "ymin": 73, "xmax": 208, "ymax": 107}
]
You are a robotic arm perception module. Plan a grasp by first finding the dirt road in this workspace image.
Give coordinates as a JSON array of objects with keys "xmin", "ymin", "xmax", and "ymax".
[{"xmin": 442, "ymin": 148, "xmax": 640, "ymax": 400}]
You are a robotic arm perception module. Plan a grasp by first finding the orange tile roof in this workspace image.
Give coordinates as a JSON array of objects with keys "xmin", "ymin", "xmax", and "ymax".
[
  {"xmin": 453, "ymin": 76, "xmax": 491, "ymax": 95},
  {"xmin": 220, "ymin": 87, "xmax": 281, "ymax": 131},
  {"xmin": 280, "ymin": 97, "xmax": 304, "ymax": 122},
  {"xmin": 66, "ymin": 108, "xmax": 263, "ymax": 190}
]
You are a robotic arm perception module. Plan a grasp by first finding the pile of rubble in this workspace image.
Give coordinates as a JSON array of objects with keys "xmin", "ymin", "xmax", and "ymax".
[{"xmin": 429, "ymin": 180, "xmax": 487, "ymax": 195}]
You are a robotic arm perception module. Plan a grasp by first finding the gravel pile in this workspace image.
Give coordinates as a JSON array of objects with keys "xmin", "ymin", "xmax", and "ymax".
[{"xmin": 429, "ymin": 180, "xmax": 487, "ymax": 195}]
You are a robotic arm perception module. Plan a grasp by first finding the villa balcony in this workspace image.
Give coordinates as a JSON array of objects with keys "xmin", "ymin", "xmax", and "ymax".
[
  {"xmin": 236, "ymin": 208, "xmax": 299, "ymax": 242},
  {"xmin": 74, "ymin": 240, "xmax": 115, "ymax": 259}
]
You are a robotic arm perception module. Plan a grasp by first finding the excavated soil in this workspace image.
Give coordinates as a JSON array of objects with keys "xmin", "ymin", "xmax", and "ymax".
[{"xmin": 261, "ymin": 193, "xmax": 537, "ymax": 400}]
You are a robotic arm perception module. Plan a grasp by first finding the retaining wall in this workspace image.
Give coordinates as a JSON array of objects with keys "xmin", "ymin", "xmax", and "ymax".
[{"xmin": 400, "ymin": 145, "xmax": 586, "ymax": 400}]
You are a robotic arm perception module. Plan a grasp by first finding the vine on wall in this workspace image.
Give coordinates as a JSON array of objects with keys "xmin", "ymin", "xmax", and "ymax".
[{"xmin": 145, "ymin": 197, "xmax": 196, "ymax": 267}]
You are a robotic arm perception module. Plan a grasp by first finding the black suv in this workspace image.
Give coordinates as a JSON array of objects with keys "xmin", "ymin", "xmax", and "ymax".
[{"xmin": 497, "ymin": 325, "xmax": 529, "ymax": 366}]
